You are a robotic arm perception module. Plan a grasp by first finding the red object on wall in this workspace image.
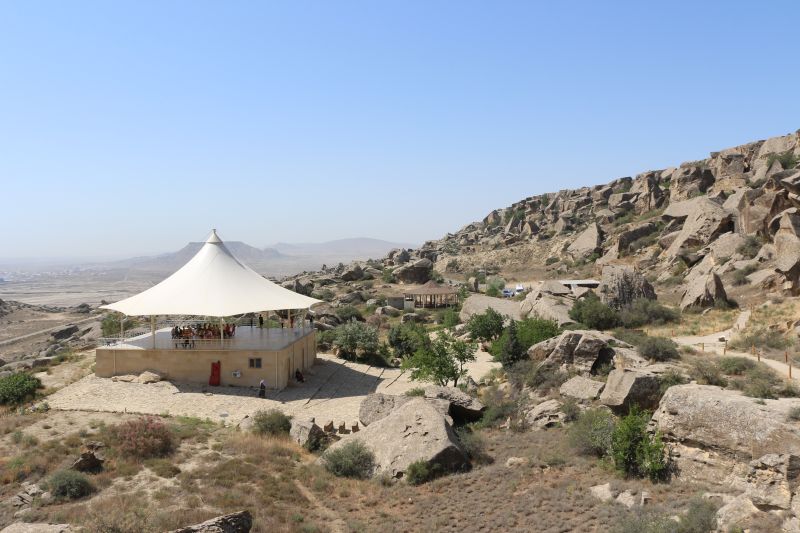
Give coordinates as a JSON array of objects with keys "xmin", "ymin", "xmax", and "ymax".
[{"xmin": 209, "ymin": 361, "xmax": 221, "ymax": 386}]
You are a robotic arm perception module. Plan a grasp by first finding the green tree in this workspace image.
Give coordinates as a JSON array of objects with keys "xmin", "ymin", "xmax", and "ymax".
[
  {"xmin": 404, "ymin": 332, "xmax": 476, "ymax": 387},
  {"xmin": 387, "ymin": 322, "xmax": 429, "ymax": 358},
  {"xmin": 499, "ymin": 320, "xmax": 525, "ymax": 368},
  {"xmin": 569, "ymin": 294, "xmax": 620, "ymax": 330},
  {"xmin": 610, "ymin": 407, "xmax": 669, "ymax": 481},
  {"xmin": 466, "ymin": 308, "xmax": 504, "ymax": 341},
  {"xmin": 333, "ymin": 322, "xmax": 379, "ymax": 359}
]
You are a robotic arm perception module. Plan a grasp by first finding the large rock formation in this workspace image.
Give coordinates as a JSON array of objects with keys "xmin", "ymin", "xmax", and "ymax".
[
  {"xmin": 679, "ymin": 271, "xmax": 728, "ymax": 310},
  {"xmin": 599, "ymin": 367, "xmax": 663, "ymax": 411},
  {"xmin": 597, "ymin": 265, "xmax": 656, "ymax": 310},
  {"xmin": 651, "ymin": 385, "xmax": 800, "ymax": 460},
  {"xmin": 393, "ymin": 258, "xmax": 433, "ymax": 284},
  {"xmin": 324, "ymin": 399, "xmax": 468, "ymax": 479},
  {"xmin": 169, "ymin": 511, "xmax": 253, "ymax": 533},
  {"xmin": 566, "ymin": 223, "xmax": 602, "ymax": 260}
]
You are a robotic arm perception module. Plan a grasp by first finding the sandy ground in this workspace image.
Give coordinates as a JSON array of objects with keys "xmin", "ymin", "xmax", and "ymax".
[{"xmin": 45, "ymin": 350, "xmax": 500, "ymax": 428}]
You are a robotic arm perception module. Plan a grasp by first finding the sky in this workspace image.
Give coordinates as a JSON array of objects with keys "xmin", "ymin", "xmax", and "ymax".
[{"xmin": 2, "ymin": 1, "xmax": 799, "ymax": 260}]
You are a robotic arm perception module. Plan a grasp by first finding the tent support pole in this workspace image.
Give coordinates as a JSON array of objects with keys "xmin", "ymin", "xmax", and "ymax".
[
  {"xmin": 151, "ymin": 316, "xmax": 156, "ymax": 349},
  {"xmin": 120, "ymin": 315, "xmax": 125, "ymax": 341},
  {"xmin": 220, "ymin": 318, "xmax": 224, "ymax": 348}
]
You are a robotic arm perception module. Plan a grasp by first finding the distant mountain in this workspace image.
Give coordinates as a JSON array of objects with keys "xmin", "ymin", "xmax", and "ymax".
[
  {"xmin": 112, "ymin": 241, "xmax": 284, "ymax": 273},
  {"xmin": 269, "ymin": 238, "xmax": 415, "ymax": 259}
]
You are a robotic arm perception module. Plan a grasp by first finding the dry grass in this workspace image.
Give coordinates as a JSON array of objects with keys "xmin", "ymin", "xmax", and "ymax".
[{"xmin": 647, "ymin": 307, "xmax": 737, "ymax": 338}]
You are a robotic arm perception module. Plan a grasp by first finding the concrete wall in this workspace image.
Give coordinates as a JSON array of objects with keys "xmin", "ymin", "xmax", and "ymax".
[{"xmin": 95, "ymin": 331, "xmax": 316, "ymax": 390}]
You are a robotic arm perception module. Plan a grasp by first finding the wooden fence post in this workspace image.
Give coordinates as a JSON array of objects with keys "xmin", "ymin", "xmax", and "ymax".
[{"xmin": 701, "ymin": 342, "xmax": 704, "ymax": 353}]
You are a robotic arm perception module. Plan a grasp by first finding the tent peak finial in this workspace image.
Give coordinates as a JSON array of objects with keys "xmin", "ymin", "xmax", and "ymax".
[{"xmin": 206, "ymin": 229, "xmax": 222, "ymax": 244}]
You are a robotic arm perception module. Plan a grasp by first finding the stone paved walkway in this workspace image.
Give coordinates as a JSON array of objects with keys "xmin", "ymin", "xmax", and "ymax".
[{"xmin": 46, "ymin": 351, "xmax": 500, "ymax": 428}]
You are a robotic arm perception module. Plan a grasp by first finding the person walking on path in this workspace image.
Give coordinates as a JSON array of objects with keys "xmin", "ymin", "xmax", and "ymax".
[{"xmin": 258, "ymin": 379, "xmax": 266, "ymax": 398}]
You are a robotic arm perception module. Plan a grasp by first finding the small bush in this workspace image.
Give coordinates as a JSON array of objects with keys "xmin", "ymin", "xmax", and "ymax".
[
  {"xmin": 689, "ymin": 359, "xmax": 727, "ymax": 387},
  {"xmin": 455, "ymin": 427, "xmax": 491, "ymax": 464},
  {"xmin": 569, "ymin": 294, "xmax": 620, "ymax": 330},
  {"xmin": 405, "ymin": 460, "xmax": 442, "ymax": 485},
  {"xmin": 0, "ymin": 373, "xmax": 41, "ymax": 405},
  {"xmin": 788, "ymin": 407, "xmax": 800, "ymax": 421},
  {"xmin": 675, "ymin": 497, "xmax": 718, "ymax": 533},
  {"xmin": 405, "ymin": 387, "xmax": 425, "ymax": 397},
  {"xmin": 611, "ymin": 407, "xmax": 669, "ymax": 481},
  {"xmin": 545, "ymin": 257, "xmax": 559, "ymax": 265},
  {"xmin": 466, "ymin": 308, "xmax": 505, "ymax": 341},
  {"xmin": 560, "ymin": 398, "xmax": 580, "ymax": 422},
  {"xmin": 766, "ymin": 150, "xmax": 799, "ymax": 170},
  {"xmin": 736, "ymin": 235, "xmax": 762, "ymax": 259},
  {"xmin": 658, "ymin": 369, "xmax": 688, "ymax": 396},
  {"xmin": 568, "ymin": 408, "xmax": 616, "ymax": 457},
  {"xmin": 388, "ymin": 322, "xmax": 428, "ymax": 358},
  {"xmin": 730, "ymin": 328, "xmax": 790, "ymax": 351},
  {"xmin": 732, "ymin": 265, "xmax": 757, "ymax": 286},
  {"xmin": 523, "ymin": 364, "xmax": 569, "ymax": 393},
  {"xmin": 638, "ymin": 336, "xmax": 679, "ymax": 361},
  {"xmin": 618, "ymin": 299, "xmax": 678, "ymax": 328},
  {"xmin": 333, "ymin": 321, "xmax": 379, "ymax": 359},
  {"xmin": 323, "ymin": 440, "xmax": 375, "ymax": 479},
  {"xmin": 335, "ymin": 305, "xmax": 363, "ymax": 323},
  {"xmin": 111, "ymin": 416, "xmax": 175, "ymax": 459},
  {"xmin": 251, "ymin": 409, "xmax": 292, "ymax": 436},
  {"xmin": 718, "ymin": 356, "xmax": 756, "ymax": 375},
  {"xmin": 47, "ymin": 470, "xmax": 94, "ymax": 500}
]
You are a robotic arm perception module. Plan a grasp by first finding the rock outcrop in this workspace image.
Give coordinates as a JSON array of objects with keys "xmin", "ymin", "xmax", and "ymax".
[
  {"xmin": 169, "ymin": 511, "xmax": 253, "ymax": 533},
  {"xmin": 597, "ymin": 265, "xmax": 656, "ymax": 310},
  {"xmin": 599, "ymin": 367, "xmax": 663, "ymax": 411},
  {"xmin": 325, "ymin": 399, "xmax": 468, "ymax": 479}
]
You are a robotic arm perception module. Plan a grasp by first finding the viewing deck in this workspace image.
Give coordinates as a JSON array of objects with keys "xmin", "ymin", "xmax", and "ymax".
[{"xmin": 99, "ymin": 325, "xmax": 312, "ymax": 352}]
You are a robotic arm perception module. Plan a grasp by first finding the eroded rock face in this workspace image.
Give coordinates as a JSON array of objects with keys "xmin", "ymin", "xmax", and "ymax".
[
  {"xmin": 598, "ymin": 265, "xmax": 656, "ymax": 310},
  {"xmin": 423, "ymin": 386, "xmax": 485, "ymax": 423},
  {"xmin": 651, "ymin": 385, "xmax": 800, "ymax": 460},
  {"xmin": 168, "ymin": 510, "xmax": 253, "ymax": 533},
  {"xmin": 731, "ymin": 453, "xmax": 800, "ymax": 509},
  {"xmin": 679, "ymin": 271, "xmax": 728, "ymax": 310},
  {"xmin": 359, "ymin": 393, "xmax": 412, "ymax": 426},
  {"xmin": 325, "ymin": 399, "xmax": 468, "ymax": 479},
  {"xmin": 567, "ymin": 223, "xmax": 602, "ymax": 260},
  {"xmin": 525, "ymin": 399, "xmax": 564, "ymax": 429},
  {"xmin": 393, "ymin": 258, "xmax": 433, "ymax": 284},
  {"xmin": 290, "ymin": 418, "xmax": 326, "ymax": 449},
  {"xmin": 559, "ymin": 375, "xmax": 605, "ymax": 401},
  {"xmin": 599, "ymin": 367, "xmax": 662, "ymax": 412},
  {"xmin": 533, "ymin": 330, "xmax": 619, "ymax": 375}
]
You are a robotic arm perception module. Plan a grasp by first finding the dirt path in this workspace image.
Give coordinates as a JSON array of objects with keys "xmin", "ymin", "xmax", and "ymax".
[
  {"xmin": 673, "ymin": 310, "xmax": 799, "ymax": 382},
  {"xmin": 293, "ymin": 480, "xmax": 346, "ymax": 533}
]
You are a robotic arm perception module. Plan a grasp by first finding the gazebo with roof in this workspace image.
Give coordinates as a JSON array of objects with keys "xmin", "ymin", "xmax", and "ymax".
[
  {"xmin": 95, "ymin": 230, "xmax": 320, "ymax": 390},
  {"xmin": 403, "ymin": 280, "xmax": 459, "ymax": 309}
]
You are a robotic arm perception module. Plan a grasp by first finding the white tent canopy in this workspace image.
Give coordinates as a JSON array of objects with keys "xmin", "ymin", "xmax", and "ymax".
[{"xmin": 100, "ymin": 230, "xmax": 321, "ymax": 317}]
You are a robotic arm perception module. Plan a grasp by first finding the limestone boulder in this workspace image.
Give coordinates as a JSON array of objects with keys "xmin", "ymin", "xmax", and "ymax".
[
  {"xmin": 290, "ymin": 418, "xmax": 326, "ymax": 449},
  {"xmin": 715, "ymin": 494, "xmax": 762, "ymax": 533},
  {"xmin": 51, "ymin": 325, "xmax": 78, "ymax": 341},
  {"xmin": 535, "ymin": 330, "xmax": 619, "ymax": 375},
  {"xmin": 559, "ymin": 375, "xmax": 605, "ymax": 401},
  {"xmin": 359, "ymin": 393, "xmax": 412, "ymax": 426},
  {"xmin": 519, "ymin": 293, "xmax": 574, "ymax": 327},
  {"xmin": 679, "ymin": 271, "xmax": 728, "ymax": 310},
  {"xmin": 340, "ymin": 264, "xmax": 364, "ymax": 282},
  {"xmin": 664, "ymin": 198, "xmax": 734, "ymax": 259},
  {"xmin": 773, "ymin": 210, "xmax": 800, "ymax": 291},
  {"xmin": 651, "ymin": 385, "xmax": 800, "ymax": 460},
  {"xmin": 393, "ymin": 259, "xmax": 433, "ymax": 284},
  {"xmin": 599, "ymin": 367, "xmax": 662, "ymax": 412},
  {"xmin": 0, "ymin": 525, "xmax": 72, "ymax": 533},
  {"xmin": 134, "ymin": 371, "xmax": 162, "ymax": 384},
  {"xmin": 168, "ymin": 511, "xmax": 253, "ymax": 533},
  {"xmin": 324, "ymin": 399, "xmax": 468, "ymax": 479},
  {"xmin": 525, "ymin": 399, "xmax": 564, "ymax": 429},
  {"xmin": 669, "ymin": 165, "xmax": 715, "ymax": 201},
  {"xmin": 423, "ymin": 386, "xmax": 485, "ymax": 422},
  {"xmin": 730, "ymin": 453, "xmax": 800, "ymax": 510},
  {"xmin": 566, "ymin": 223, "xmax": 602, "ymax": 260},
  {"xmin": 598, "ymin": 265, "xmax": 656, "ymax": 310}
]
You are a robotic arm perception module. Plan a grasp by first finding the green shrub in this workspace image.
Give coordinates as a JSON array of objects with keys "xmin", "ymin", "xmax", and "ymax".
[
  {"xmin": 560, "ymin": 398, "xmax": 580, "ymax": 422},
  {"xmin": 658, "ymin": 369, "xmax": 688, "ymax": 396},
  {"xmin": 111, "ymin": 416, "xmax": 175, "ymax": 459},
  {"xmin": 718, "ymin": 356, "xmax": 756, "ymax": 375},
  {"xmin": 516, "ymin": 317, "xmax": 561, "ymax": 349},
  {"xmin": 766, "ymin": 150, "xmax": 799, "ymax": 170},
  {"xmin": 100, "ymin": 313, "xmax": 139, "ymax": 337},
  {"xmin": 522, "ymin": 363, "xmax": 569, "ymax": 393},
  {"xmin": 689, "ymin": 359, "xmax": 727, "ymax": 387},
  {"xmin": 610, "ymin": 407, "xmax": 669, "ymax": 481},
  {"xmin": 466, "ymin": 308, "xmax": 505, "ymax": 341},
  {"xmin": 251, "ymin": 409, "xmax": 291, "ymax": 436},
  {"xmin": 732, "ymin": 265, "xmax": 757, "ymax": 286},
  {"xmin": 323, "ymin": 441, "xmax": 375, "ymax": 479},
  {"xmin": 47, "ymin": 470, "xmax": 94, "ymax": 500},
  {"xmin": 388, "ymin": 322, "xmax": 428, "ymax": 358},
  {"xmin": 675, "ymin": 497, "xmax": 719, "ymax": 533},
  {"xmin": 405, "ymin": 387, "xmax": 425, "ymax": 397},
  {"xmin": 612, "ymin": 510, "xmax": 677, "ymax": 533},
  {"xmin": 568, "ymin": 408, "xmax": 615, "ymax": 457},
  {"xmin": 485, "ymin": 277, "xmax": 506, "ymax": 298},
  {"xmin": 618, "ymin": 299, "xmax": 678, "ymax": 328},
  {"xmin": 638, "ymin": 337, "xmax": 679, "ymax": 361},
  {"xmin": 569, "ymin": 294, "xmax": 620, "ymax": 330},
  {"xmin": 545, "ymin": 257, "xmax": 559, "ymax": 265},
  {"xmin": 0, "ymin": 373, "xmax": 41, "ymax": 405},
  {"xmin": 730, "ymin": 328, "xmax": 790, "ymax": 351},
  {"xmin": 498, "ymin": 320, "xmax": 526, "ymax": 368},
  {"xmin": 455, "ymin": 427, "xmax": 490, "ymax": 463},
  {"xmin": 441, "ymin": 309, "xmax": 460, "ymax": 328},
  {"xmin": 316, "ymin": 330, "xmax": 336, "ymax": 350},
  {"xmin": 405, "ymin": 460, "xmax": 442, "ymax": 485},
  {"xmin": 335, "ymin": 305, "xmax": 363, "ymax": 323},
  {"xmin": 333, "ymin": 322, "xmax": 379, "ymax": 359},
  {"xmin": 736, "ymin": 235, "xmax": 762, "ymax": 259}
]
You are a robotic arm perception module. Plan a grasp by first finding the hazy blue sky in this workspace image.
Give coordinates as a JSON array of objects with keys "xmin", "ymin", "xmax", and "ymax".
[{"xmin": 2, "ymin": 1, "xmax": 799, "ymax": 259}]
